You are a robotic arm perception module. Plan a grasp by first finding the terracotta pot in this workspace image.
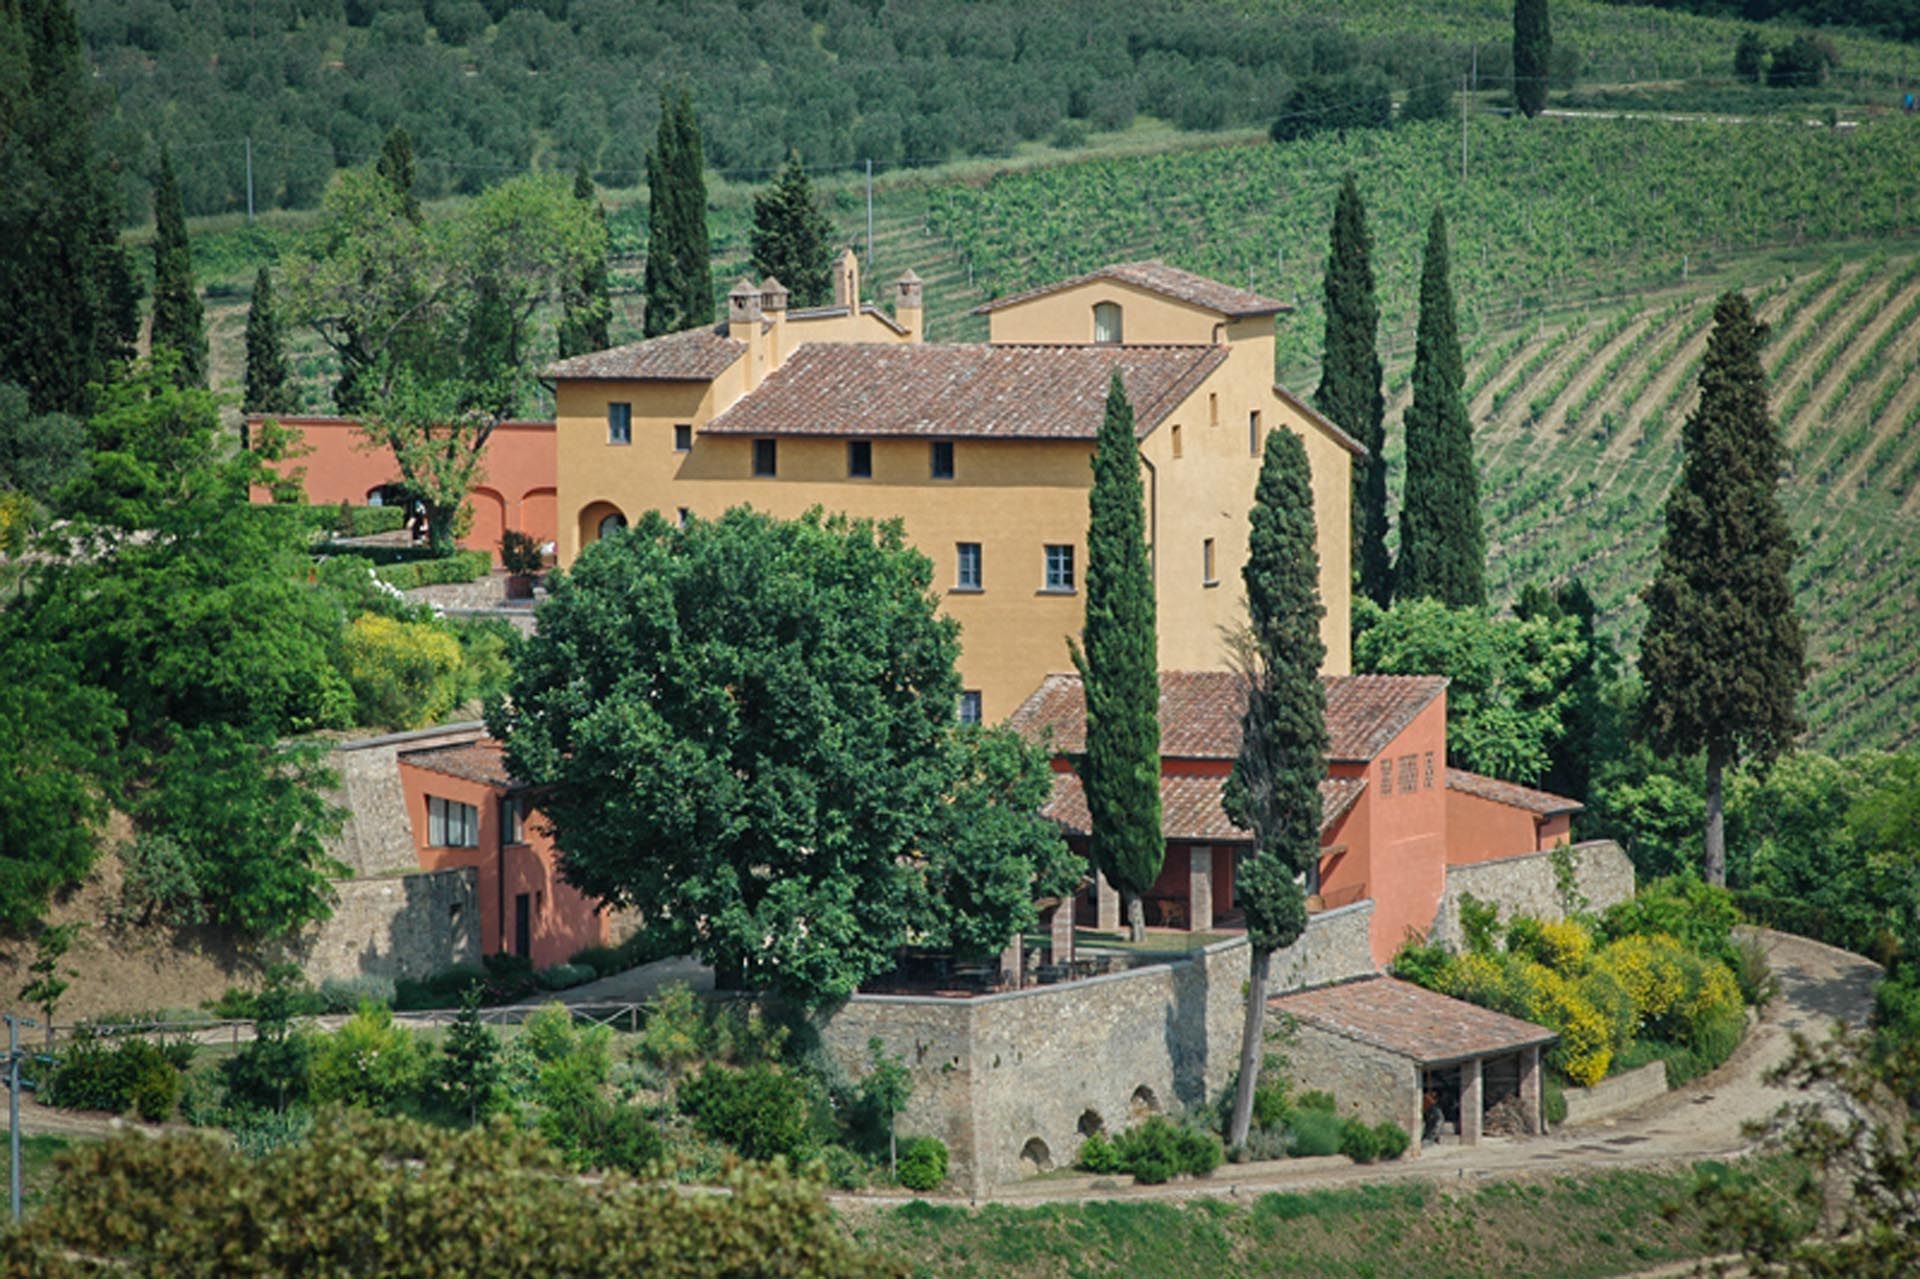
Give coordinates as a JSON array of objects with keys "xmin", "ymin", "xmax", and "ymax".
[{"xmin": 506, "ymin": 573, "xmax": 536, "ymax": 600}]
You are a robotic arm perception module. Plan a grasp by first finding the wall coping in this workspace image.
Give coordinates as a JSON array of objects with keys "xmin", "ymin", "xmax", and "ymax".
[
  {"xmin": 1447, "ymin": 839, "xmax": 1622, "ymax": 874},
  {"xmin": 333, "ymin": 722, "xmax": 487, "ymax": 753}
]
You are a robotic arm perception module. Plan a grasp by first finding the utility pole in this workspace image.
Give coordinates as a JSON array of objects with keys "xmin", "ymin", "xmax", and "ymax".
[
  {"xmin": 865, "ymin": 158, "xmax": 874, "ymax": 274},
  {"xmin": 1461, "ymin": 73, "xmax": 1469, "ymax": 184},
  {"xmin": 245, "ymin": 136, "xmax": 255, "ymax": 224},
  {"xmin": 5, "ymin": 1014, "xmax": 33, "ymax": 1223}
]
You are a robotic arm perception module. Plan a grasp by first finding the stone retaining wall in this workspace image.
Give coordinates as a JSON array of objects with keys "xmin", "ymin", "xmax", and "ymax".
[
  {"xmin": 291, "ymin": 867, "xmax": 482, "ymax": 983},
  {"xmin": 1429, "ymin": 840, "xmax": 1634, "ymax": 949},
  {"xmin": 1278, "ymin": 1017, "xmax": 1421, "ymax": 1137},
  {"xmin": 323, "ymin": 723, "xmax": 486, "ymax": 877},
  {"xmin": 1559, "ymin": 1059, "xmax": 1668, "ymax": 1126}
]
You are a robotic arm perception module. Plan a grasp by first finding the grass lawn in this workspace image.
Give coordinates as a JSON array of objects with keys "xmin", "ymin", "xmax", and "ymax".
[
  {"xmin": 1071, "ymin": 929, "xmax": 1238, "ymax": 958},
  {"xmin": 0, "ymin": 1132, "xmax": 73, "ymax": 1213},
  {"xmin": 851, "ymin": 1162, "xmax": 1776, "ymax": 1279}
]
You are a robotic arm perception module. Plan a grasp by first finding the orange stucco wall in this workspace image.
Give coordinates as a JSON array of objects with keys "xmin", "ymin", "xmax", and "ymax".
[
  {"xmin": 396, "ymin": 760, "xmax": 607, "ymax": 969},
  {"xmin": 251, "ymin": 416, "xmax": 559, "ymax": 561},
  {"xmin": 1446, "ymin": 792, "xmax": 1570, "ymax": 866}
]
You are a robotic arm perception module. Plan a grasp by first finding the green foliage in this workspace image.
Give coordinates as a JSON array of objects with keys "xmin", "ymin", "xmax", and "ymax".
[
  {"xmin": 372, "ymin": 548, "xmax": 494, "ymax": 589},
  {"xmin": 1371, "ymin": 1120, "xmax": 1411, "ymax": 1160},
  {"xmin": 1271, "ymin": 68, "xmax": 1393, "ymax": 143},
  {"xmin": 220, "ymin": 976, "xmax": 313, "ymax": 1113},
  {"xmin": 496, "ymin": 508, "xmax": 1058, "ymax": 1001},
  {"xmin": 1285, "ymin": 1108, "xmax": 1345, "ymax": 1157},
  {"xmin": 243, "ymin": 267, "xmax": 297, "ymax": 414},
  {"xmin": 1458, "ymin": 893, "xmax": 1502, "ymax": 956},
  {"xmin": 750, "ymin": 155, "xmax": 836, "ymax": 307},
  {"xmin": 4, "ymin": 1114, "xmax": 900, "ymax": 1278},
  {"xmin": 534, "ymin": 963, "xmax": 595, "ymax": 991},
  {"xmin": 679, "ymin": 1062, "xmax": 816, "ymax": 1165},
  {"xmin": 1338, "ymin": 1116, "xmax": 1383, "ymax": 1163},
  {"xmin": 1391, "ymin": 937, "xmax": 1454, "ymax": 987},
  {"xmin": 1109, "ymin": 1115, "xmax": 1222, "ymax": 1184},
  {"xmin": 0, "ymin": 382, "xmax": 86, "ymax": 503},
  {"xmin": 1513, "ymin": 0, "xmax": 1552, "ymax": 118},
  {"xmin": 436, "ymin": 985, "xmax": 504, "ymax": 1125},
  {"xmin": 644, "ymin": 89, "xmax": 714, "ymax": 337},
  {"xmin": 857, "ymin": 1037, "xmax": 912, "ymax": 1167},
  {"xmin": 1396, "ymin": 207, "xmax": 1484, "ymax": 608},
  {"xmin": 1078, "ymin": 1129, "xmax": 1124, "ymax": 1174},
  {"xmin": 19, "ymin": 922, "xmax": 81, "ymax": 1034},
  {"xmin": 1601, "ymin": 873, "xmax": 1739, "ymax": 969},
  {"xmin": 1352, "ymin": 595, "xmax": 1583, "ymax": 785},
  {"xmin": 556, "ymin": 162, "xmax": 611, "ymax": 360},
  {"xmin": 309, "ymin": 1000, "xmax": 428, "ymax": 1115},
  {"xmin": 149, "ymin": 147, "xmax": 207, "ymax": 387},
  {"xmin": 896, "ymin": 1136, "xmax": 949, "ymax": 1192},
  {"xmin": 47, "ymin": 1032, "xmax": 181, "ymax": 1121},
  {"xmin": 499, "ymin": 528, "xmax": 544, "ymax": 575},
  {"xmin": 342, "ymin": 612, "xmax": 466, "ymax": 730},
  {"xmin": 1072, "ymin": 373, "xmax": 1163, "ymax": 938},
  {"xmin": 1316, "ymin": 175, "xmax": 1389, "ymax": 607}
]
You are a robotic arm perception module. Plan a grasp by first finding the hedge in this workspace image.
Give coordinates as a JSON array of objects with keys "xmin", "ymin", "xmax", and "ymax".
[
  {"xmin": 313, "ymin": 543, "xmax": 442, "ymax": 567},
  {"xmin": 374, "ymin": 550, "xmax": 493, "ymax": 590},
  {"xmin": 265, "ymin": 503, "xmax": 407, "ymax": 538}
]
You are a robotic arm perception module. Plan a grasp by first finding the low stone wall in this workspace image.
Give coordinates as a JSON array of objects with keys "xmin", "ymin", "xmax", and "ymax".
[
  {"xmin": 324, "ymin": 723, "xmax": 486, "ymax": 878},
  {"xmin": 1429, "ymin": 840, "xmax": 1634, "ymax": 949},
  {"xmin": 1278, "ymin": 1017, "xmax": 1421, "ymax": 1138},
  {"xmin": 1559, "ymin": 1059, "xmax": 1667, "ymax": 1126},
  {"xmin": 817, "ymin": 902, "xmax": 1379, "ymax": 1197},
  {"xmin": 291, "ymin": 867, "xmax": 482, "ymax": 983}
]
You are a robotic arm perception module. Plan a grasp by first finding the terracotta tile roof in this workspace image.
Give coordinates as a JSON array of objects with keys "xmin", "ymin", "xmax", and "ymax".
[
  {"xmin": 1042, "ymin": 770, "xmax": 1357, "ymax": 841},
  {"xmin": 1008, "ymin": 672, "xmax": 1447, "ymax": 763},
  {"xmin": 973, "ymin": 261, "xmax": 1290, "ymax": 319},
  {"xmin": 1270, "ymin": 977, "xmax": 1557, "ymax": 1065},
  {"xmin": 399, "ymin": 739, "xmax": 514, "ymax": 789},
  {"xmin": 542, "ymin": 327, "xmax": 745, "ymax": 381},
  {"xmin": 1447, "ymin": 768, "xmax": 1582, "ymax": 816},
  {"xmin": 700, "ymin": 342, "xmax": 1226, "ymax": 440}
]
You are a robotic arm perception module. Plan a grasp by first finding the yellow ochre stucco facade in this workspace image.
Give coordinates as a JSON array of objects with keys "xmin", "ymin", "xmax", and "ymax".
[{"xmin": 548, "ymin": 254, "xmax": 1358, "ymax": 723}]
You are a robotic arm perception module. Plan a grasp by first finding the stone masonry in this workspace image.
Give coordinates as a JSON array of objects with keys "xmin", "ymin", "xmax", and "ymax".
[
  {"xmin": 1428, "ymin": 840, "xmax": 1633, "ymax": 950},
  {"xmin": 290, "ymin": 867, "xmax": 482, "ymax": 983},
  {"xmin": 323, "ymin": 723, "xmax": 486, "ymax": 877}
]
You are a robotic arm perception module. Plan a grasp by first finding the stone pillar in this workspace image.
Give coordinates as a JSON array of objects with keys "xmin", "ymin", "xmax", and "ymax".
[
  {"xmin": 1461, "ymin": 1057, "xmax": 1483, "ymax": 1146},
  {"xmin": 1050, "ymin": 900, "xmax": 1074, "ymax": 965},
  {"xmin": 1409, "ymin": 1069, "xmax": 1427, "ymax": 1158},
  {"xmin": 1188, "ymin": 845, "xmax": 1214, "ymax": 931},
  {"xmin": 1096, "ymin": 871, "xmax": 1121, "ymax": 932},
  {"xmin": 1520, "ymin": 1044, "xmax": 1543, "ymax": 1135},
  {"xmin": 999, "ymin": 935, "xmax": 1023, "ymax": 989}
]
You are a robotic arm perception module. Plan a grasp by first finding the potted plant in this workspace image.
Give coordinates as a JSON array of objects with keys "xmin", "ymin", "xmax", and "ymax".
[{"xmin": 500, "ymin": 530, "xmax": 544, "ymax": 600}]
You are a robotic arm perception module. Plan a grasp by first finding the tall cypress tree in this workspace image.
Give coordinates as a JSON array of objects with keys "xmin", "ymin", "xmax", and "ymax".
[
  {"xmin": 1314, "ymin": 175, "xmax": 1389, "ymax": 607},
  {"xmin": 1513, "ymin": 0, "xmax": 1552, "ymax": 118},
  {"xmin": 643, "ymin": 91, "xmax": 712, "ymax": 337},
  {"xmin": 557, "ymin": 162, "xmax": 611, "ymax": 359},
  {"xmin": 749, "ymin": 154, "xmax": 835, "ymax": 307},
  {"xmin": 0, "ymin": 0, "xmax": 141, "ymax": 415},
  {"xmin": 1640, "ymin": 292, "xmax": 1805, "ymax": 887},
  {"xmin": 1396, "ymin": 208, "xmax": 1485, "ymax": 607},
  {"xmin": 149, "ymin": 147, "xmax": 207, "ymax": 388},
  {"xmin": 376, "ymin": 126, "xmax": 422, "ymax": 226},
  {"xmin": 1223, "ymin": 424, "xmax": 1327, "ymax": 1150},
  {"xmin": 243, "ymin": 267, "xmax": 295, "ymax": 414},
  {"xmin": 1071, "ymin": 371, "xmax": 1162, "ymax": 943}
]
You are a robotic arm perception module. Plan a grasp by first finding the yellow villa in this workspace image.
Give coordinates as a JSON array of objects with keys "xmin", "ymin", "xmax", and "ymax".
[{"xmin": 545, "ymin": 252, "xmax": 1364, "ymax": 721}]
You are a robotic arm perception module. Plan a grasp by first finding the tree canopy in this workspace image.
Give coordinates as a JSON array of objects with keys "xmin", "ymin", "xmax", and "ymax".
[
  {"xmin": 644, "ymin": 90, "xmax": 713, "ymax": 337},
  {"xmin": 1513, "ymin": 0, "xmax": 1553, "ymax": 118},
  {"xmin": 492, "ymin": 507, "xmax": 1074, "ymax": 1001},
  {"xmin": 557, "ymin": 162, "xmax": 612, "ymax": 360},
  {"xmin": 750, "ymin": 155, "xmax": 837, "ymax": 308},
  {"xmin": 1314, "ymin": 175, "xmax": 1389, "ymax": 608},
  {"xmin": 243, "ymin": 267, "xmax": 296, "ymax": 415},
  {"xmin": 149, "ymin": 146, "xmax": 208, "ymax": 387}
]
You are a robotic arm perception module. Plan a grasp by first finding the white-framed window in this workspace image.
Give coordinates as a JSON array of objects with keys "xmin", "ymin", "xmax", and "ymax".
[
  {"xmin": 848, "ymin": 439, "xmax": 873, "ymax": 477},
  {"xmin": 957, "ymin": 691, "xmax": 983, "ymax": 724},
  {"xmin": 428, "ymin": 796, "xmax": 479, "ymax": 848},
  {"xmin": 673, "ymin": 423, "xmax": 692, "ymax": 452},
  {"xmin": 607, "ymin": 403, "xmax": 632, "ymax": 446},
  {"xmin": 1093, "ymin": 302, "xmax": 1123, "ymax": 344},
  {"xmin": 1044, "ymin": 543, "xmax": 1075, "ymax": 592},
  {"xmin": 1248, "ymin": 410, "xmax": 1262, "ymax": 456},
  {"xmin": 500, "ymin": 795, "xmax": 527, "ymax": 846},
  {"xmin": 930, "ymin": 440, "xmax": 955, "ymax": 479},
  {"xmin": 956, "ymin": 542, "xmax": 983, "ymax": 591},
  {"xmin": 753, "ymin": 438, "xmax": 778, "ymax": 476},
  {"xmin": 1202, "ymin": 537, "xmax": 1217, "ymax": 585}
]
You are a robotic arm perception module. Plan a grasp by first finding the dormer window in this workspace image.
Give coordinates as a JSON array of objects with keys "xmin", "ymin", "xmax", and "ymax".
[{"xmin": 1093, "ymin": 302, "xmax": 1123, "ymax": 345}]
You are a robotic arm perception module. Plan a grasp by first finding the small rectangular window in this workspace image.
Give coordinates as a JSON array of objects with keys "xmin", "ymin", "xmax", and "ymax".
[
  {"xmin": 957, "ymin": 691, "xmax": 983, "ymax": 724},
  {"xmin": 752, "ymin": 438, "xmax": 778, "ymax": 477},
  {"xmin": 1423, "ymin": 751, "xmax": 1435, "ymax": 789},
  {"xmin": 1248, "ymin": 410, "xmax": 1262, "ymax": 456},
  {"xmin": 956, "ymin": 542, "xmax": 982, "ymax": 591},
  {"xmin": 930, "ymin": 440, "xmax": 955, "ymax": 479},
  {"xmin": 676, "ymin": 506, "xmax": 691, "ymax": 528},
  {"xmin": 1399, "ymin": 755, "xmax": 1419, "ymax": 794},
  {"xmin": 607, "ymin": 403, "xmax": 632, "ymax": 446},
  {"xmin": 1202, "ymin": 537, "xmax": 1217, "ymax": 585},
  {"xmin": 1171, "ymin": 423, "xmax": 1183, "ymax": 459},
  {"xmin": 428, "ymin": 796, "xmax": 479, "ymax": 848},
  {"xmin": 1094, "ymin": 302, "xmax": 1123, "ymax": 344},
  {"xmin": 1379, "ymin": 758, "xmax": 1393, "ymax": 797},
  {"xmin": 848, "ymin": 439, "xmax": 873, "ymax": 477},
  {"xmin": 1044, "ymin": 543, "xmax": 1075, "ymax": 592},
  {"xmin": 673, "ymin": 423, "xmax": 692, "ymax": 452},
  {"xmin": 1209, "ymin": 392, "xmax": 1219, "ymax": 426},
  {"xmin": 501, "ymin": 795, "xmax": 526, "ymax": 846}
]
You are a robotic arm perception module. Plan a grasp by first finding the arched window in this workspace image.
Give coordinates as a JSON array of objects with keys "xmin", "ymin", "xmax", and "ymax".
[
  {"xmin": 598, "ymin": 512, "xmax": 628, "ymax": 539},
  {"xmin": 1093, "ymin": 302, "xmax": 1123, "ymax": 344}
]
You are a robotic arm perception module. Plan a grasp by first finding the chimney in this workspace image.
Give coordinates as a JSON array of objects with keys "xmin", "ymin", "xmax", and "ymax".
[
  {"xmin": 833, "ymin": 247, "xmax": 861, "ymax": 309},
  {"xmin": 728, "ymin": 275, "xmax": 766, "ymax": 390},
  {"xmin": 894, "ymin": 268, "xmax": 923, "ymax": 343},
  {"xmin": 760, "ymin": 275, "xmax": 788, "ymax": 367}
]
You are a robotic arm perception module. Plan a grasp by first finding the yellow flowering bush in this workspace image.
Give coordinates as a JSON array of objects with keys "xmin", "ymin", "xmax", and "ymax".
[
  {"xmin": 1595, "ymin": 934, "xmax": 1689, "ymax": 1028},
  {"xmin": 342, "ymin": 613, "xmax": 465, "ymax": 729},
  {"xmin": 1534, "ymin": 918, "xmax": 1595, "ymax": 973},
  {"xmin": 1519, "ymin": 962, "xmax": 1612, "ymax": 1086},
  {"xmin": 0, "ymin": 491, "xmax": 34, "ymax": 556}
]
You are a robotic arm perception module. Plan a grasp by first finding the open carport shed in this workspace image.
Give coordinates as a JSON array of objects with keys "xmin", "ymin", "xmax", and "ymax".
[{"xmin": 1269, "ymin": 977, "xmax": 1558, "ymax": 1154}]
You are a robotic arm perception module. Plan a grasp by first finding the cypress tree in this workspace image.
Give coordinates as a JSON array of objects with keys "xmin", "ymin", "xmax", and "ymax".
[
  {"xmin": 377, "ymin": 126, "xmax": 422, "ymax": 225},
  {"xmin": 749, "ymin": 154, "xmax": 835, "ymax": 307},
  {"xmin": 1223, "ymin": 424, "xmax": 1327, "ymax": 1151},
  {"xmin": 149, "ymin": 147, "xmax": 207, "ymax": 388},
  {"xmin": 1071, "ymin": 371, "xmax": 1163, "ymax": 943},
  {"xmin": 1314, "ymin": 175, "xmax": 1390, "ymax": 607},
  {"xmin": 1513, "ymin": 0, "xmax": 1552, "ymax": 118},
  {"xmin": 0, "ymin": 0, "xmax": 141, "ymax": 415},
  {"xmin": 643, "ymin": 91, "xmax": 713, "ymax": 337},
  {"xmin": 557, "ymin": 162, "xmax": 611, "ymax": 359},
  {"xmin": 1640, "ymin": 291, "xmax": 1805, "ymax": 887},
  {"xmin": 1396, "ymin": 208, "xmax": 1485, "ymax": 607},
  {"xmin": 243, "ymin": 267, "xmax": 295, "ymax": 414}
]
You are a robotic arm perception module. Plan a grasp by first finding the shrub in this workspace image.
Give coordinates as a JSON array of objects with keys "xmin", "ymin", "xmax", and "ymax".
[
  {"xmin": 1286, "ymin": 1108, "xmax": 1345, "ymax": 1157},
  {"xmin": 1338, "ymin": 1117, "xmax": 1382, "ymax": 1163},
  {"xmin": 341, "ymin": 613, "xmax": 466, "ymax": 730},
  {"xmin": 1174, "ymin": 1124, "xmax": 1223, "ymax": 1177},
  {"xmin": 1250, "ymin": 1078, "xmax": 1291, "ymax": 1131},
  {"xmin": 308, "ymin": 1001, "xmax": 428, "ymax": 1115},
  {"xmin": 394, "ymin": 964, "xmax": 496, "ymax": 1011},
  {"xmin": 1733, "ymin": 933, "xmax": 1779, "ymax": 1008},
  {"xmin": 534, "ymin": 962, "xmax": 595, "ymax": 991},
  {"xmin": 499, "ymin": 529, "xmax": 545, "ymax": 576},
  {"xmin": 1109, "ymin": 1115, "xmax": 1219, "ymax": 1184},
  {"xmin": 897, "ymin": 1135, "xmax": 949, "ymax": 1191},
  {"xmin": 221, "ymin": 999, "xmax": 311, "ymax": 1113},
  {"xmin": 635, "ymin": 983, "xmax": 705, "ymax": 1080},
  {"xmin": 46, "ymin": 1034, "xmax": 180, "ymax": 1118},
  {"xmin": 228, "ymin": 1104, "xmax": 315, "ymax": 1157},
  {"xmin": 128, "ymin": 1055, "xmax": 182, "ymax": 1122},
  {"xmin": 1391, "ymin": 938, "xmax": 1454, "ymax": 988},
  {"xmin": 115, "ymin": 833, "xmax": 206, "ymax": 928},
  {"xmin": 541, "ymin": 1094, "xmax": 664, "ymax": 1173},
  {"xmin": 678, "ymin": 1063, "xmax": 815, "ymax": 1164},
  {"xmin": 1543, "ymin": 1077, "xmax": 1568, "ymax": 1126},
  {"xmin": 1458, "ymin": 893, "xmax": 1502, "ymax": 955},
  {"xmin": 1604, "ymin": 874, "xmax": 1738, "ymax": 968},
  {"xmin": 373, "ymin": 549, "xmax": 493, "ymax": 590},
  {"xmin": 1508, "ymin": 916, "xmax": 1593, "ymax": 974},
  {"xmin": 816, "ymin": 1144, "xmax": 871, "ymax": 1190},
  {"xmin": 1294, "ymin": 1090, "xmax": 1336, "ymax": 1115},
  {"xmin": 315, "ymin": 976, "xmax": 396, "ymax": 1014},
  {"xmin": 1078, "ymin": 1130, "xmax": 1124, "ymax": 1174},
  {"xmin": 1372, "ymin": 1121, "xmax": 1410, "ymax": 1160}
]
